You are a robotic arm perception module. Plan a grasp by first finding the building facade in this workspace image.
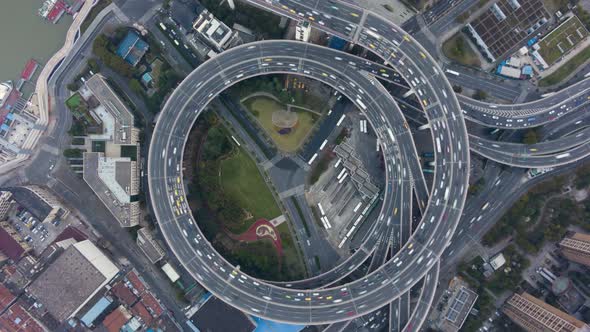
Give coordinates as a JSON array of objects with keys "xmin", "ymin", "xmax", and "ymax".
[
  {"xmin": 502, "ymin": 292, "xmax": 590, "ymax": 332},
  {"xmin": 296, "ymin": 21, "xmax": 311, "ymax": 42},
  {"xmin": 560, "ymin": 232, "xmax": 590, "ymax": 267}
]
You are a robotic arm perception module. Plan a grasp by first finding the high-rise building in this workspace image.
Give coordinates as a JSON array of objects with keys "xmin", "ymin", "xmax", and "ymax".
[
  {"xmin": 502, "ymin": 292, "xmax": 590, "ymax": 332},
  {"xmin": 560, "ymin": 232, "xmax": 590, "ymax": 267},
  {"xmin": 296, "ymin": 21, "xmax": 311, "ymax": 42},
  {"xmin": 0, "ymin": 191, "xmax": 13, "ymax": 220}
]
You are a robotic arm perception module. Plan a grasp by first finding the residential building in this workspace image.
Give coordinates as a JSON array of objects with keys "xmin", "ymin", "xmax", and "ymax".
[
  {"xmin": 502, "ymin": 292, "xmax": 590, "ymax": 332},
  {"xmin": 192, "ymin": 9, "xmax": 240, "ymax": 51},
  {"xmin": 0, "ymin": 303, "xmax": 46, "ymax": 331},
  {"xmin": 102, "ymin": 305, "xmax": 132, "ymax": 332},
  {"xmin": 26, "ymin": 240, "xmax": 119, "ymax": 322},
  {"xmin": 295, "ymin": 20, "xmax": 311, "ymax": 42},
  {"xmin": 559, "ymin": 232, "xmax": 590, "ymax": 267}
]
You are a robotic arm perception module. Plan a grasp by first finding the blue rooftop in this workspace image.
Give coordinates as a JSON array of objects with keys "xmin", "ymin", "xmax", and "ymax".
[
  {"xmin": 116, "ymin": 31, "xmax": 149, "ymax": 66},
  {"xmin": 80, "ymin": 297, "xmax": 112, "ymax": 327},
  {"xmin": 328, "ymin": 36, "xmax": 347, "ymax": 50},
  {"xmin": 251, "ymin": 316, "xmax": 304, "ymax": 332},
  {"xmin": 141, "ymin": 72, "xmax": 153, "ymax": 84}
]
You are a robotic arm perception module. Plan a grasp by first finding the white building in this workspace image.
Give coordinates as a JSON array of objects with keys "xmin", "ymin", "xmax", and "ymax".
[
  {"xmin": 192, "ymin": 9, "xmax": 240, "ymax": 51},
  {"xmin": 296, "ymin": 21, "xmax": 311, "ymax": 42}
]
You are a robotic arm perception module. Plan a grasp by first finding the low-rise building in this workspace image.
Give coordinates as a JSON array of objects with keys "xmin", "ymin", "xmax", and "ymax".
[
  {"xmin": 0, "ymin": 283, "xmax": 15, "ymax": 312},
  {"xmin": 102, "ymin": 305, "xmax": 132, "ymax": 332},
  {"xmin": 0, "ymin": 302, "xmax": 46, "ymax": 331},
  {"xmin": 295, "ymin": 20, "xmax": 311, "ymax": 42},
  {"xmin": 489, "ymin": 252, "xmax": 506, "ymax": 270},
  {"xmin": 136, "ymin": 227, "xmax": 165, "ymax": 264},
  {"xmin": 26, "ymin": 240, "xmax": 119, "ymax": 322},
  {"xmin": 192, "ymin": 9, "xmax": 240, "ymax": 52},
  {"xmin": 436, "ymin": 277, "xmax": 479, "ymax": 332},
  {"xmin": 116, "ymin": 31, "xmax": 149, "ymax": 67}
]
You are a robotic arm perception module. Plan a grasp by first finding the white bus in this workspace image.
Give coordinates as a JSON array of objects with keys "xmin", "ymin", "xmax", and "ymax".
[{"xmin": 445, "ymin": 69, "xmax": 460, "ymax": 76}]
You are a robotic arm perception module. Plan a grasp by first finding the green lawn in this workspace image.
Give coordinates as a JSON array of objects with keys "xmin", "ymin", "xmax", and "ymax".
[
  {"xmin": 65, "ymin": 93, "xmax": 82, "ymax": 110},
  {"xmin": 277, "ymin": 223, "xmax": 306, "ymax": 279},
  {"xmin": 538, "ymin": 16, "xmax": 589, "ymax": 65},
  {"xmin": 539, "ymin": 44, "xmax": 590, "ymax": 86},
  {"xmin": 220, "ymin": 146, "xmax": 281, "ymax": 228},
  {"xmin": 245, "ymin": 97, "xmax": 318, "ymax": 152},
  {"xmin": 442, "ymin": 33, "xmax": 481, "ymax": 67}
]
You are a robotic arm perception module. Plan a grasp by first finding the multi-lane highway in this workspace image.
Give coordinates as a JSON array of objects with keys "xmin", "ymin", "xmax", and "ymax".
[
  {"xmin": 146, "ymin": 0, "xmax": 588, "ymax": 328},
  {"xmin": 148, "ymin": 38, "xmax": 469, "ymax": 324}
]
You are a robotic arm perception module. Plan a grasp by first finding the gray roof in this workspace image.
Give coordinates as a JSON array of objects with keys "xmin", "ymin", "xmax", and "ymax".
[{"xmin": 27, "ymin": 245, "xmax": 108, "ymax": 321}]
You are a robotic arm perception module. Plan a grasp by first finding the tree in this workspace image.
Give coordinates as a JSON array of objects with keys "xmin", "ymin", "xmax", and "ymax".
[
  {"xmin": 87, "ymin": 58, "xmax": 100, "ymax": 73},
  {"xmin": 456, "ymin": 12, "xmax": 470, "ymax": 24},
  {"xmin": 452, "ymin": 85, "xmax": 463, "ymax": 93},
  {"xmin": 522, "ymin": 129, "xmax": 538, "ymax": 145},
  {"xmin": 67, "ymin": 82, "xmax": 78, "ymax": 91},
  {"xmin": 129, "ymin": 79, "xmax": 143, "ymax": 95},
  {"xmin": 472, "ymin": 90, "xmax": 487, "ymax": 100},
  {"xmin": 63, "ymin": 148, "xmax": 84, "ymax": 158}
]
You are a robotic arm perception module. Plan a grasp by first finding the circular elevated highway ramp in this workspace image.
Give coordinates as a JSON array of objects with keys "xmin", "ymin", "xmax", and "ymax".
[{"xmin": 148, "ymin": 39, "xmax": 469, "ymax": 324}]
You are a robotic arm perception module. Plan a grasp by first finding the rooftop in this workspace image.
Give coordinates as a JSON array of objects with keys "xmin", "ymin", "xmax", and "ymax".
[
  {"xmin": 189, "ymin": 296, "xmax": 255, "ymax": 332},
  {"xmin": 193, "ymin": 9, "xmax": 236, "ymax": 50},
  {"xmin": 84, "ymin": 74, "xmax": 136, "ymax": 146},
  {"xmin": 103, "ymin": 305, "xmax": 132, "ymax": 332},
  {"xmin": 5, "ymin": 187, "xmax": 52, "ymax": 223},
  {"xmin": 116, "ymin": 31, "xmax": 149, "ymax": 67},
  {"xmin": 136, "ymin": 228, "xmax": 165, "ymax": 264},
  {"xmin": 0, "ymin": 283, "xmax": 15, "ymax": 312},
  {"xmin": 0, "ymin": 303, "xmax": 45, "ymax": 332},
  {"xmin": 26, "ymin": 240, "xmax": 119, "ymax": 321},
  {"xmin": 83, "ymin": 152, "xmax": 138, "ymax": 227},
  {"xmin": 0, "ymin": 222, "xmax": 28, "ymax": 261},
  {"xmin": 111, "ymin": 281, "xmax": 138, "ymax": 307}
]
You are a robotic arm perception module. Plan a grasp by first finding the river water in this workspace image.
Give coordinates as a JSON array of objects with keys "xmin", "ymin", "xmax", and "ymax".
[{"xmin": 0, "ymin": 0, "xmax": 72, "ymax": 81}]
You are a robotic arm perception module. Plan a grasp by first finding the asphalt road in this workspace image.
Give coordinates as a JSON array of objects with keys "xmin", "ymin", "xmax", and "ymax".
[{"xmin": 148, "ymin": 37, "xmax": 468, "ymax": 323}]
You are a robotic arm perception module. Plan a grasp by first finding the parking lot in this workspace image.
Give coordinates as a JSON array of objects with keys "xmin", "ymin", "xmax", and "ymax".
[{"xmin": 7, "ymin": 205, "xmax": 71, "ymax": 255}]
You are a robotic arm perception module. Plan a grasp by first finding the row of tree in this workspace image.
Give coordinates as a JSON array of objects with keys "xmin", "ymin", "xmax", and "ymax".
[{"xmin": 92, "ymin": 34, "xmax": 136, "ymax": 78}]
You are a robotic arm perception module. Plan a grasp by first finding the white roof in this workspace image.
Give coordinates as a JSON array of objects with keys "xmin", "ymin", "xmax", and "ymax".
[
  {"xmin": 490, "ymin": 253, "xmax": 506, "ymax": 270},
  {"xmin": 162, "ymin": 263, "xmax": 180, "ymax": 282},
  {"xmin": 75, "ymin": 240, "xmax": 119, "ymax": 280}
]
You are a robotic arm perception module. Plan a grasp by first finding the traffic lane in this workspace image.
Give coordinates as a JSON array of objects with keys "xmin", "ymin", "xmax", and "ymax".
[
  {"xmin": 471, "ymin": 142, "xmax": 590, "ymax": 168},
  {"xmin": 469, "ymin": 129, "xmax": 590, "ymax": 156},
  {"xmin": 446, "ymin": 70, "xmax": 521, "ymax": 102},
  {"xmin": 389, "ymin": 297, "xmax": 401, "ymax": 332},
  {"xmin": 401, "ymin": 261, "xmax": 439, "ymax": 332},
  {"xmin": 148, "ymin": 40, "xmax": 468, "ymax": 322},
  {"xmin": 246, "ymin": 0, "xmax": 358, "ymax": 38}
]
